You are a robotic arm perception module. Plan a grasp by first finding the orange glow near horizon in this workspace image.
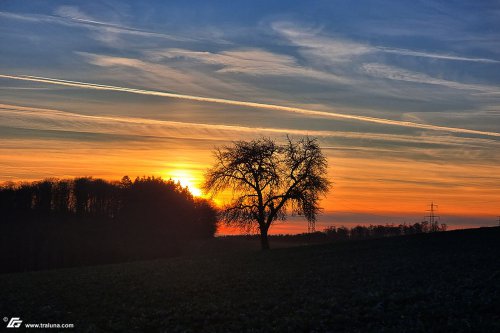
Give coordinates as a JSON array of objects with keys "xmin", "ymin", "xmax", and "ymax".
[
  {"xmin": 1, "ymin": 136, "xmax": 499, "ymax": 232},
  {"xmin": 166, "ymin": 169, "xmax": 203, "ymax": 197}
]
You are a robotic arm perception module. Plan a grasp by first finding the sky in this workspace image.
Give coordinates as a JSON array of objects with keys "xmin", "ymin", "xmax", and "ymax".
[{"xmin": 1, "ymin": 0, "xmax": 499, "ymax": 233}]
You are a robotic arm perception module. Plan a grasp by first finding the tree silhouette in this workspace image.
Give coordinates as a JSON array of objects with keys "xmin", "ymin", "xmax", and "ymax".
[
  {"xmin": 203, "ymin": 136, "xmax": 331, "ymax": 250},
  {"xmin": 0, "ymin": 176, "xmax": 218, "ymax": 273}
]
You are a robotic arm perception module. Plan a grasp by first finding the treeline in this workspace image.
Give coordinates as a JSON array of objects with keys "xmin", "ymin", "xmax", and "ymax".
[
  {"xmin": 230, "ymin": 222, "xmax": 447, "ymax": 244},
  {"xmin": 0, "ymin": 176, "xmax": 217, "ymax": 273},
  {"xmin": 323, "ymin": 221, "xmax": 447, "ymax": 240}
]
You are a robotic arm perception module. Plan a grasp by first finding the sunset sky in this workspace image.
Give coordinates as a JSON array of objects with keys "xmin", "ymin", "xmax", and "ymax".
[{"xmin": 1, "ymin": 1, "xmax": 499, "ymax": 233}]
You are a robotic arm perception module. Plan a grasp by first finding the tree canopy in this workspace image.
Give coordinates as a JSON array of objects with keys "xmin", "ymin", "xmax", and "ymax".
[{"xmin": 203, "ymin": 136, "xmax": 331, "ymax": 249}]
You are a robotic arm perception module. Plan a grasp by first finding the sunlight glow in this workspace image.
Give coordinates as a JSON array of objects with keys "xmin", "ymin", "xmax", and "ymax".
[{"xmin": 167, "ymin": 169, "xmax": 203, "ymax": 197}]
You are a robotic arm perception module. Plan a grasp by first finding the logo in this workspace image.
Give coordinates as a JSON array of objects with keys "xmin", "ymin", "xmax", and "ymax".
[{"xmin": 6, "ymin": 317, "xmax": 22, "ymax": 328}]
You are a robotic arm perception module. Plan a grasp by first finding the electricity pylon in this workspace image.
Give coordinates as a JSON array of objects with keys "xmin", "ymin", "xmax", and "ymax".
[{"xmin": 425, "ymin": 202, "xmax": 440, "ymax": 232}]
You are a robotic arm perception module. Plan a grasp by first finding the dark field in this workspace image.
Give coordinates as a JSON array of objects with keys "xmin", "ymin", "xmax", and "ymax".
[{"xmin": 1, "ymin": 227, "xmax": 498, "ymax": 332}]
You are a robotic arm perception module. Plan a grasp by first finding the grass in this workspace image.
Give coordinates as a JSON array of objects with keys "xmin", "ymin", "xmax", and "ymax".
[{"xmin": 0, "ymin": 227, "xmax": 498, "ymax": 332}]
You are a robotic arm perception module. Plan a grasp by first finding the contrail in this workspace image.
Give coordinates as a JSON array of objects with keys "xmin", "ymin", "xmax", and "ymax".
[
  {"xmin": 1, "ymin": 73, "xmax": 499, "ymax": 138},
  {"xmin": 4, "ymin": 103, "xmax": 491, "ymax": 147}
]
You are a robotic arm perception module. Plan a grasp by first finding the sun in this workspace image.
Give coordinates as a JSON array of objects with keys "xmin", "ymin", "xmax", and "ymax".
[{"xmin": 167, "ymin": 170, "xmax": 203, "ymax": 197}]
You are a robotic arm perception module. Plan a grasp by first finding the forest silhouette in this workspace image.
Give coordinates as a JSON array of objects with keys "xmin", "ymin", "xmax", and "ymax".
[{"xmin": 0, "ymin": 176, "xmax": 217, "ymax": 273}]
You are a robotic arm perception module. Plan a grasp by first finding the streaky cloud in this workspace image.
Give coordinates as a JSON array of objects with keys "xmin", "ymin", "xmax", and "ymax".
[
  {"xmin": 148, "ymin": 48, "xmax": 347, "ymax": 82},
  {"xmin": 273, "ymin": 22, "xmax": 500, "ymax": 64},
  {"xmin": 1, "ymin": 73, "xmax": 499, "ymax": 138},
  {"xmin": 0, "ymin": 10, "xmax": 189, "ymax": 42},
  {"xmin": 362, "ymin": 63, "xmax": 500, "ymax": 94},
  {"xmin": 378, "ymin": 47, "xmax": 500, "ymax": 64},
  {"xmin": 2, "ymin": 103, "xmax": 497, "ymax": 149}
]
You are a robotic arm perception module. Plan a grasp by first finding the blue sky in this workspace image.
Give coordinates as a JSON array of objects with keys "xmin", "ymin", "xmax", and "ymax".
[{"xmin": 1, "ymin": 0, "xmax": 499, "ymax": 231}]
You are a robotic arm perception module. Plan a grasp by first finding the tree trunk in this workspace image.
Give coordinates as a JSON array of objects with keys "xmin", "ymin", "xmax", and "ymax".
[{"xmin": 260, "ymin": 226, "xmax": 270, "ymax": 250}]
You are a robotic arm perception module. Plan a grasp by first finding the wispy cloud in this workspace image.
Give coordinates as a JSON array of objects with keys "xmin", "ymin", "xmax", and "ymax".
[
  {"xmin": 2, "ymin": 103, "xmax": 497, "ymax": 149},
  {"xmin": 273, "ymin": 22, "xmax": 500, "ymax": 64},
  {"xmin": 1, "ymin": 103, "xmax": 314, "ymax": 141},
  {"xmin": 1, "ymin": 74, "xmax": 499, "ymax": 138},
  {"xmin": 77, "ymin": 52, "xmax": 256, "ymax": 98},
  {"xmin": 78, "ymin": 52, "xmax": 192, "ymax": 85},
  {"xmin": 272, "ymin": 22, "xmax": 372, "ymax": 64},
  {"xmin": 362, "ymin": 63, "xmax": 500, "ymax": 94},
  {"xmin": 0, "ymin": 8, "xmax": 188, "ymax": 42},
  {"xmin": 148, "ymin": 48, "xmax": 347, "ymax": 82},
  {"xmin": 378, "ymin": 47, "xmax": 500, "ymax": 63},
  {"xmin": 0, "ymin": 87, "xmax": 55, "ymax": 90}
]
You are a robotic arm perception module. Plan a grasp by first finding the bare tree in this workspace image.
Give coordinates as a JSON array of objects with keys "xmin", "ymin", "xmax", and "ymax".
[{"xmin": 203, "ymin": 136, "xmax": 331, "ymax": 250}]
